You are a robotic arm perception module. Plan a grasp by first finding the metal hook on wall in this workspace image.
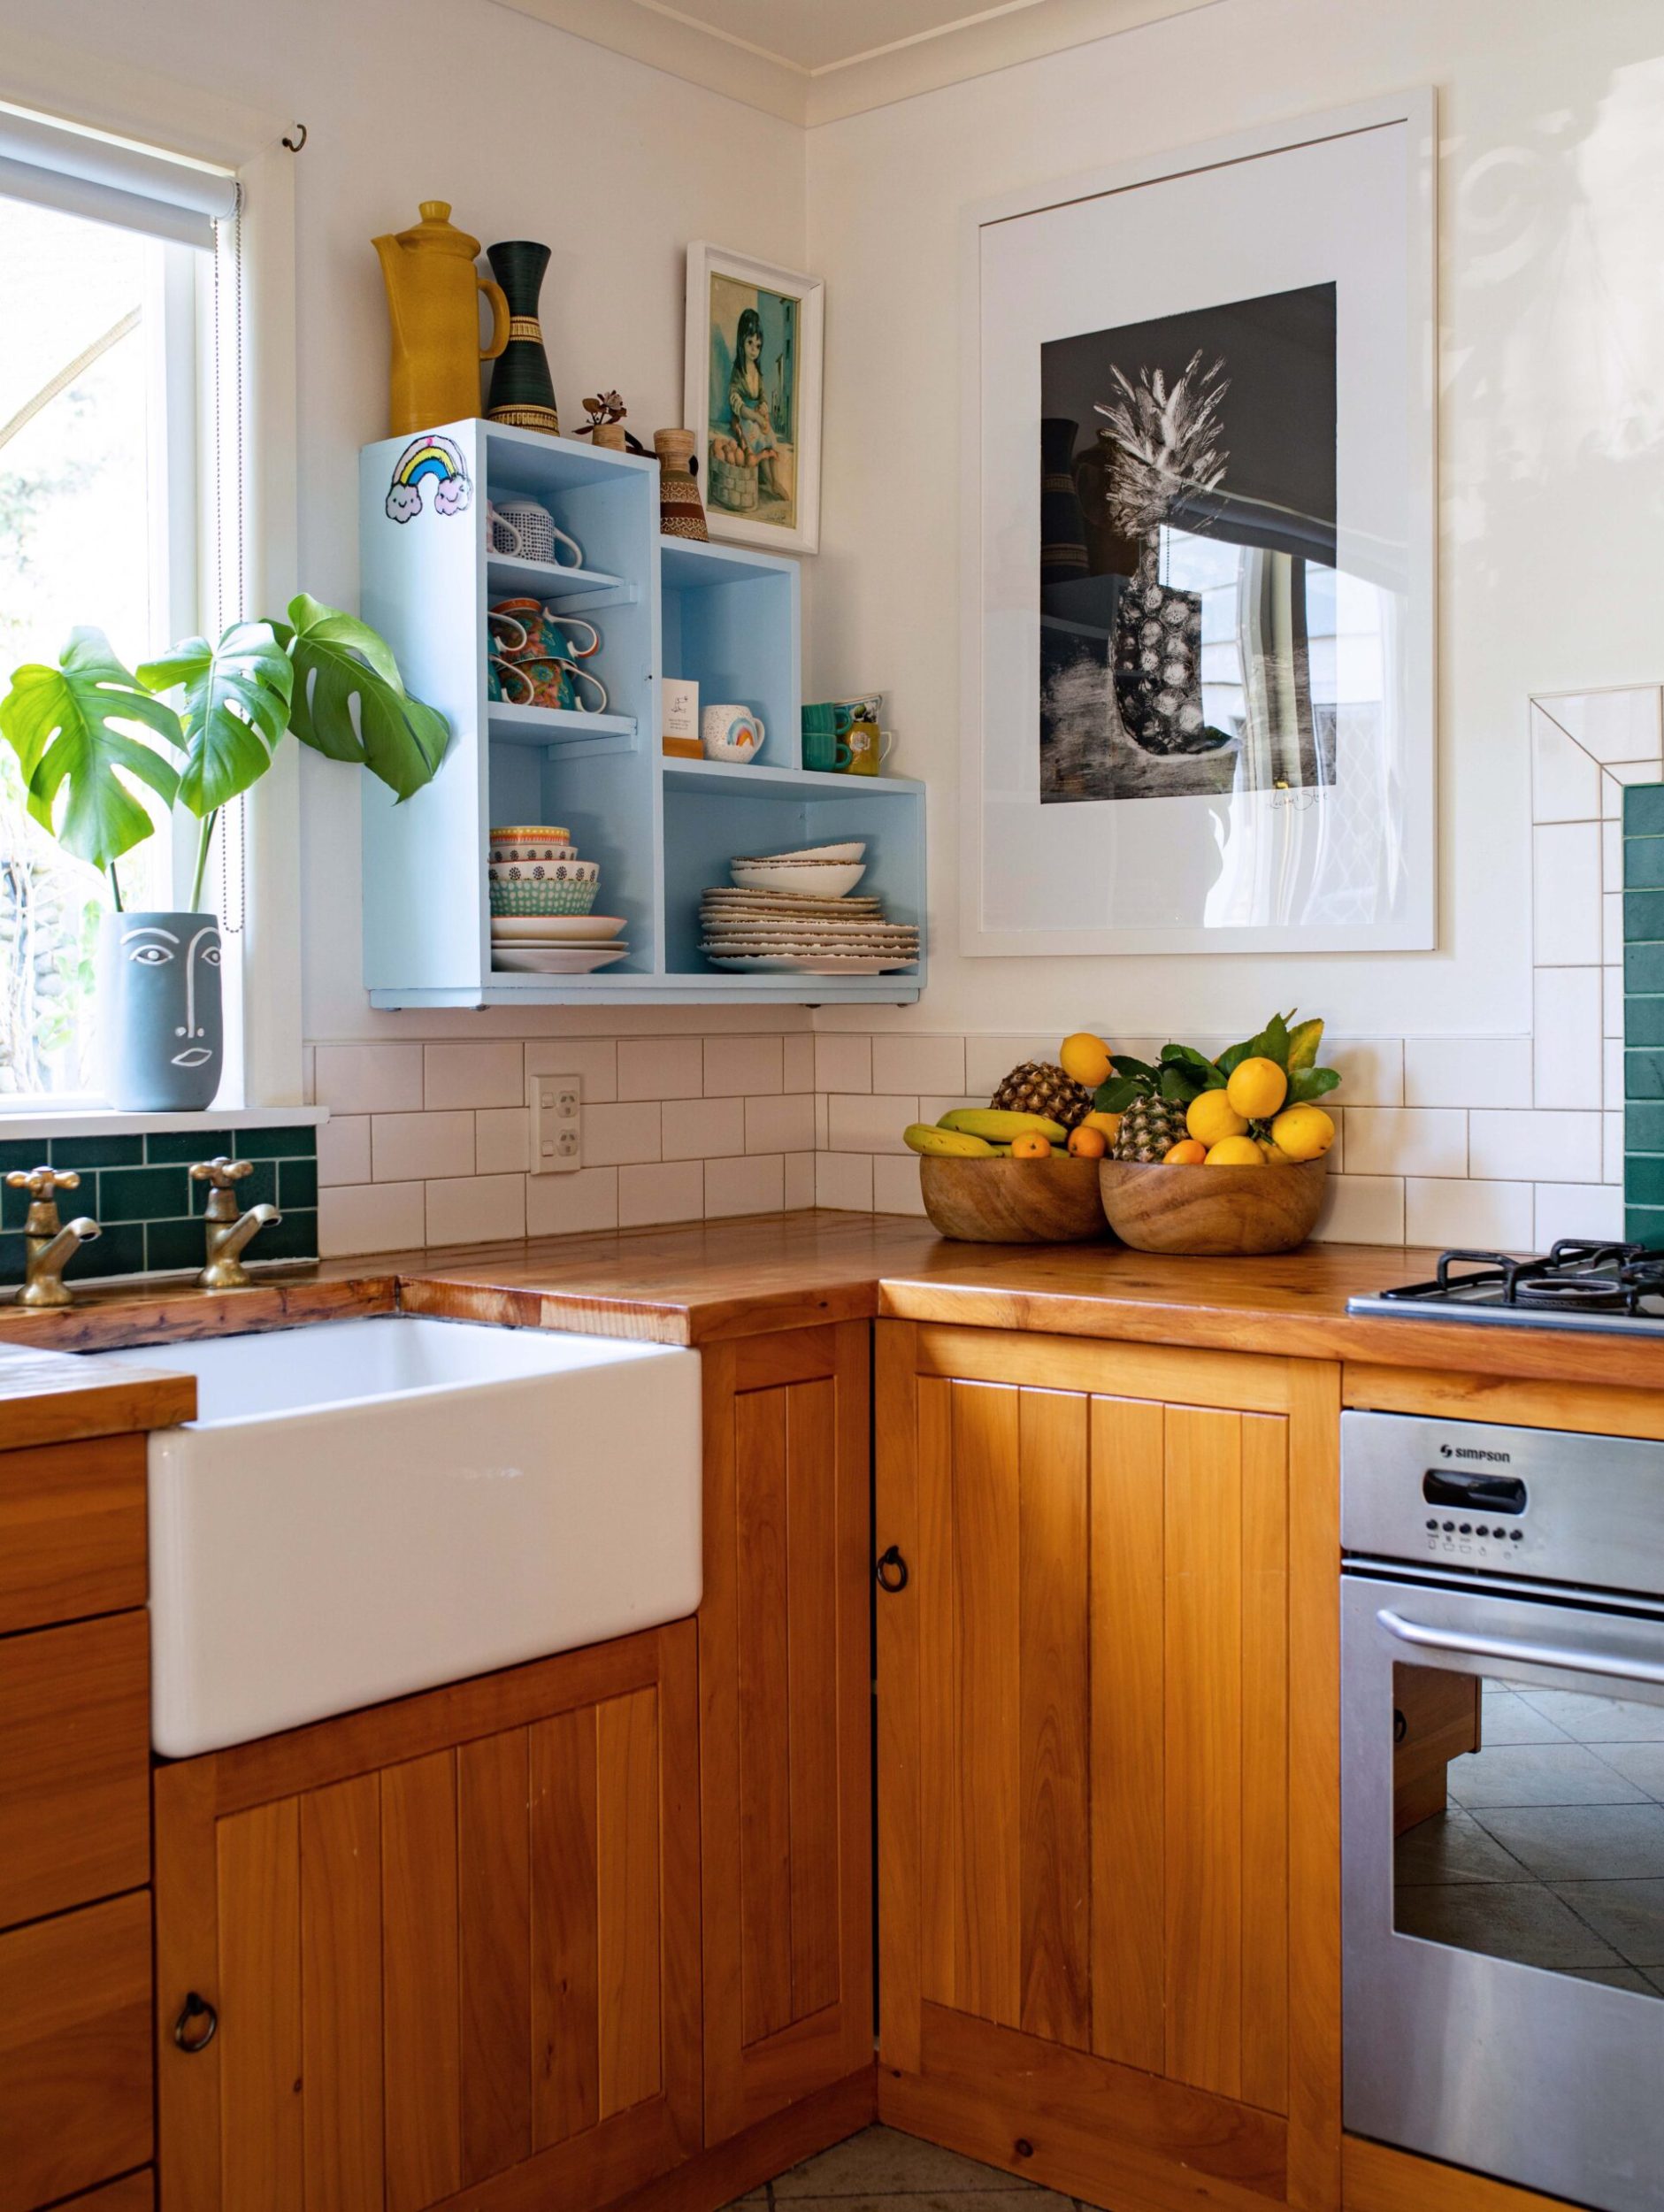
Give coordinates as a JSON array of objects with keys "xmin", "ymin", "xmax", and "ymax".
[{"xmin": 281, "ymin": 122, "xmax": 308, "ymax": 153}]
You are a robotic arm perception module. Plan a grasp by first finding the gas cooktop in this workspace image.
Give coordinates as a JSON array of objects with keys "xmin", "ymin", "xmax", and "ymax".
[{"xmin": 1347, "ymin": 1240, "xmax": 1664, "ymax": 1335}]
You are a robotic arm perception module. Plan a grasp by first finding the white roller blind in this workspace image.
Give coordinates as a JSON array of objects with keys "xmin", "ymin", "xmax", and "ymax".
[{"xmin": 0, "ymin": 104, "xmax": 237, "ymax": 247}]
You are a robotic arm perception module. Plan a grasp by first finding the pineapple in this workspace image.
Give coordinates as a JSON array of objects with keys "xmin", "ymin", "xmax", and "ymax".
[
  {"xmin": 1113, "ymin": 1091, "xmax": 1187, "ymax": 1162},
  {"xmin": 990, "ymin": 1060, "xmax": 1094, "ymax": 1131}
]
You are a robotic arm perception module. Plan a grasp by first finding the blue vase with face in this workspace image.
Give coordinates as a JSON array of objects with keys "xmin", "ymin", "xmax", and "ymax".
[{"xmin": 96, "ymin": 910, "xmax": 225, "ymax": 1110}]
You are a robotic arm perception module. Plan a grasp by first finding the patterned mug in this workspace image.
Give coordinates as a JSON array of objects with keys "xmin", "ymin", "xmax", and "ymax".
[{"xmin": 491, "ymin": 598, "xmax": 602, "ymax": 663}]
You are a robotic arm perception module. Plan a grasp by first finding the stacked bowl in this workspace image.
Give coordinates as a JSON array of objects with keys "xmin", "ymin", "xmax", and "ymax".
[
  {"xmin": 700, "ymin": 841, "xmax": 921, "ymax": 974},
  {"xmin": 487, "ymin": 826, "xmax": 627, "ymax": 973}
]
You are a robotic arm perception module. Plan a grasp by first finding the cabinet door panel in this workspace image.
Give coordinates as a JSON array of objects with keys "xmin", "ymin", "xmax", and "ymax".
[{"xmin": 157, "ymin": 1625, "xmax": 698, "ymax": 2212}]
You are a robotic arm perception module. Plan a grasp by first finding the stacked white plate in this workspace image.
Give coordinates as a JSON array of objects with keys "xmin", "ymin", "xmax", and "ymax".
[
  {"xmin": 700, "ymin": 842, "xmax": 918, "ymax": 973},
  {"xmin": 490, "ymin": 914, "xmax": 630, "ymax": 973}
]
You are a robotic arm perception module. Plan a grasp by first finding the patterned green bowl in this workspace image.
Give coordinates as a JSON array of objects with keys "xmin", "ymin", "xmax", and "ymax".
[{"xmin": 489, "ymin": 877, "xmax": 599, "ymax": 917}]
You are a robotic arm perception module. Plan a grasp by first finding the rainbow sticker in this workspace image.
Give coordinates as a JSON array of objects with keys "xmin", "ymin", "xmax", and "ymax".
[{"xmin": 386, "ymin": 434, "xmax": 472, "ymax": 522}]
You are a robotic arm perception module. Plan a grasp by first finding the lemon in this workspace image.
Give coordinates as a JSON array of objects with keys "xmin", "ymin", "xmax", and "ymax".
[
  {"xmin": 1225, "ymin": 1056, "xmax": 1288, "ymax": 1120},
  {"xmin": 1186, "ymin": 1088, "xmax": 1248, "ymax": 1148},
  {"xmin": 1163, "ymin": 1139, "xmax": 1207, "ymax": 1164},
  {"xmin": 1270, "ymin": 1103, "xmax": 1335, "ymax": 1161},
  {"xmin": 1205, "ymin": 1135, "xmax": 1265, "ymax": 1166},
  {"xmin": 1060, "ymin": 1032, "xmax": 1114, "ymax": 1088},
  {"xmin": 1259, "ymin": 1139, "xmax": 1295, "ymax": 1164}
]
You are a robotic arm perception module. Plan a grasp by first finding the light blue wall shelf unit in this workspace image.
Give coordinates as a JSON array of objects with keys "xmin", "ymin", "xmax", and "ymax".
[{"xmin": 358, "ymin": 419, "xmax": 924, "ymax": 1007}]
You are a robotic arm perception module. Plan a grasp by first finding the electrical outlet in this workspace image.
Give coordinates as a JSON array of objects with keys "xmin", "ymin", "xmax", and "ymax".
[{"xmin": 529, "ymin": 1073, "xmax": 582, "ymax": 1174}]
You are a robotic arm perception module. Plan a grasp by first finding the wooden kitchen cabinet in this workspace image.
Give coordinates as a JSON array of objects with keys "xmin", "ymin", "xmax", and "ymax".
[
  {"xmin": 875, "ymin": 1323, "xmax": 1341, "ymax": 2212},
  {"xmin": 698, "ymin": 1322, "xmax": 874, "ymax": 2144},
  {"xmin": 154, "ymin": 1621, "xmax": 701, "ymax": 2212}
]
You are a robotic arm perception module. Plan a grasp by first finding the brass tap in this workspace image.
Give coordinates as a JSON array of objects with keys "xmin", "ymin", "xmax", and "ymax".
[
  {"xmin": 188, "ymin": 1157, "xmax": 282, "ymax": 1290},
  {"xmin": 4, "ymin": 1166, "xmax": 101, "ymax": 1308}
]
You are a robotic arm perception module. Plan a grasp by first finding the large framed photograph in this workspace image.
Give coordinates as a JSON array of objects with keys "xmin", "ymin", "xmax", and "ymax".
[
  {"xmin": 962, "ymin": 94, "xmax": 1437, "ymax": 954},
  {"xmin": 685, "ymin": 242, "xmax": 823, "ymax": 555}
]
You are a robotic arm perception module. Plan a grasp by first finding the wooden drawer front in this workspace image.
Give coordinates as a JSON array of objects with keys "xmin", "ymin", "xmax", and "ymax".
[
  {"xmin": 57, "ymin": 2177, "xmax": 153, "ymax": 2210},
  {"xmin": 0, "ymin": 1437, "xmax": 146, "ymax": 1635},
  {"xmin": 0, "ymin": 1612, "xmax": 150, "ymax": 1930},
  {"xmin": 0, "ymin": 1890, "xmax": 153, "ymax": 2212}
]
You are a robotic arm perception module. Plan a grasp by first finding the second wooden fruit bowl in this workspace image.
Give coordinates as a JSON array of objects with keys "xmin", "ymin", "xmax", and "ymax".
[
  {"xmin": 919, "ymin": 1154, "xmax": 1109, "ymax": 1243},
  {"xmin": 1098, "ymin": 1156, "xmax": 1328, "ymax": 1256}
]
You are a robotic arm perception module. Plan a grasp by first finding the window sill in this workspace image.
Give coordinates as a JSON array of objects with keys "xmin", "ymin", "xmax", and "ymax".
[{"xmin": 0, "ymin": 1104, "xmax": 328, "ymax": 1144}]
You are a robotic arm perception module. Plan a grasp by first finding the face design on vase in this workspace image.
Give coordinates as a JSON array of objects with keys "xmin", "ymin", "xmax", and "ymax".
[{"xmin": 120, "ymin": 921, "xmax": 223, "ymax": 1069}]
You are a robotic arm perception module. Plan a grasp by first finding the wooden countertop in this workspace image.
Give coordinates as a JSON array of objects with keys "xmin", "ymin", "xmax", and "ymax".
[
  {"xmin": 0, "ymin": 1339, "xmax": 196, "ymax": 1449},
  {"xmin": 3, "ymin": 1210, "xmax": 1663, "ymax": 1397}
]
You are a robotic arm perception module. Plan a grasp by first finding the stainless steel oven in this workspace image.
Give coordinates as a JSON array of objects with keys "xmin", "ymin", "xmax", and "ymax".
[{"xmin": 1342, "ymin": 1409, "xmax": 1664, "ymax": 2212}]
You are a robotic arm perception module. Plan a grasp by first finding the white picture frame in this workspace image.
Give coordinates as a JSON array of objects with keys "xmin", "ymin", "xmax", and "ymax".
[
  {"xmin": 685, "ymin": 240, "xmax": 824, "ymax": 555},
  {"xmin": 961, "ymin": 92, "xmax": 1438, "ymax": 956}
]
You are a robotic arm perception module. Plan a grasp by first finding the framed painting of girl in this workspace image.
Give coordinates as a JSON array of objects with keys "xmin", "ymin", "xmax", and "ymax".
[{"xmin": 684, "ymin": 242, "xmax": 824, "ymax": 554}]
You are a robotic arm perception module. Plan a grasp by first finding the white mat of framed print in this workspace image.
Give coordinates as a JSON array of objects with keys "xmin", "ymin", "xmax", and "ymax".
[
  {"xmin": 962, "ymin": 93, "xmax": 1436, "ymax": 956},
  {"xmin": 685, "ymin": 242, "xmax": 823, "ymax": 555}
]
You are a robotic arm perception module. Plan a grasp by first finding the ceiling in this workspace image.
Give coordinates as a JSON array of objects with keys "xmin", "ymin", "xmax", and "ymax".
[{"xmin": 494, "ymin": 0, "xmax": 1219, "ymax": 124}]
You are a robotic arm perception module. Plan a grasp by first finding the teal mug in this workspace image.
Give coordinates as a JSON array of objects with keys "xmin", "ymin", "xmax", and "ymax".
[{"xmin": 802, "ymin": 703, "xmax": 853, "ymax": 772}]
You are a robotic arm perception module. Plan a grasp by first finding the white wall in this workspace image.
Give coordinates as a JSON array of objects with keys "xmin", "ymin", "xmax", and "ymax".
[{"xmin": 804, "ymin": 0, "xmax": 1664, "ymax": 1044}]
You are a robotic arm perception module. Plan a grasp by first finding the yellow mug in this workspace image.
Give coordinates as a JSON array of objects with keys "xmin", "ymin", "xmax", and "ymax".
[{"xmin": 840, "ymin": 717, "xmax": 894, "ymax": 776}]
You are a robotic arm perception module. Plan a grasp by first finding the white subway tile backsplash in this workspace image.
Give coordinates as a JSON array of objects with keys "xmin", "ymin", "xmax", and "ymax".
[
  {"xmin": 705, "ymin": 1034, "xmax": 784, "ymax": 1096},
  {"xmin": 525, "ymin": 1040, "xmax": 617, "ymax": 1102},
  {"xmin": 1605, "ymin": 891, "xmax": 1623, "ymax": 967},
  {"xmin": 371, "ymin": 1110, "xmax": 475, "ymax": 1182},
  {"xmin": 1538, "ymin": 686, "xmax": 1661, "ymax": 766},
  {"xmin": 817, "ymin": 1152, "xmax": 873, "ymax": 1210},
  {"xmin": 1532, "ymin": 969, "xmax": 1602, "ymax": 1110},
  {"xmin": 1606, "ymin": 1037, "xmax": 1624, "ymax": 1108},
  {"xmin": 1325, "ymin": 1039, "xmax": 1404, "ymax": 1107},
  {"xmin": 964, "ymin": 1034, "xmax": 1057, "ymax": 1094},
  {"xmin": 1535, "ymin": 1180, "xmax": 1624, "ymax": 1249},
  {"xmin": 783, "ymin": 1034, "xmax": 816, "ymax": 1093},
  {"xmin": 829, "ymin": 1094, "xmax": 916, "ymax": 1154},
  {"xmin": 423, "ymin": 1041, "xmax": 524, "ymax": 1111},
  {"xmin": 1315, "ymin": 1174, "xmax": 1404, "ymax": 1246},
  {"xmin": 426, "ymin": 1172, "xmax": 525, "ymax": 1248},
  {"xmin": 1606, "ymin": 964, "xmax": 1624, "ymax": 1039},
  {"xmin": 706, "ymin": 1153, "xmax": 786, "ymax": 1218},
  {"xmin": 617, "ymin": 1161, "xmax": 702, "ymax": 1228},
  {"xmin": 1468, "ymin": 1110, "xmax": 1603, "ymax": 1183},
  {"xmin": 871, "ymin": 1033, "xmax": 966, "ymax": 1095},
  {"xmin": 474, "ymin": 1107, "xmax": 531, "ymax": 1175},
  {"xmin": 661, "ymin": 1097, "xmax": 744, "ymax": 1161},
  {"xmin": 784, "ymin": 1152, "xmax": 815, "ymax": 1210},
  {"xmin": 1406, "ymin": 1177, "xmax": 1533, "ymax": 1251},
  {"xmin": 617, "ymin": 1036, "xmax": 704, "ymax": 1102},
  {"xmin": 584, "ymin": 1102, "xmax": 662, "ymax": 1167},
  {"xmin": 1533, "ymin": 823, "xmax": 1602, "ymax": 965},
  {"xmin": 1342, "ymin": 1109, "xmax": 1467, "ymax": 1179},
  {"xmin": 872, "ymin": 1155, "xmax": 929, "ymax": 1217},
  {"xmin": 814, "ymin": 1034, "xmax": 872, "ymax": 1094},
  {"xmin": 525, "ymin": 1164, "xmax": 618, "ymax": 1236},
  {"xmin": 1530, "ymin": 703, "xmax": 1601, "ymax": 821},
  {"xmin": 314, "ymin": 1042, "xmax": 424, "ymax": 1115},
  {"xmin": 1403, "ymin": 1038, "xmax": 1532, "ymax": 1110},
  {"xmin": 317, "ymin": 1114, "xmax": 371, "ymax": 1187},
  {"xmin": 1606, "ymin": 1111, "xmax": 1625, "ymax": 1185},
  {"xmin": 318, "ymin": 1179, "xmax": 426, "ymax": 1258},
  {"xmin": 745, "ymin": 1093, "xmax": 816, "ymax": 1155}
]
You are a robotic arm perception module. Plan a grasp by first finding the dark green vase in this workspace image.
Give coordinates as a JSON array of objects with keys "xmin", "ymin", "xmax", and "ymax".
[{"xmin": 486, "ymin": 241, "xmax": 558, "ymax": 435}]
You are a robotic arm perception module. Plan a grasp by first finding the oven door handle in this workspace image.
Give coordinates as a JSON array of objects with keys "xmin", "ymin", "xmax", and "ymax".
[{"xmin": 1376, "ymin": 1606, "xmax": 1664, "ymax": 1689}]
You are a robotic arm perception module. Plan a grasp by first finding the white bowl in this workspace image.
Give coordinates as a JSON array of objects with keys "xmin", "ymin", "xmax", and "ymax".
[
  {"xmin": 731, "ymin": 860, "xmax": 867, "ymax": 897},
  {"xmin": 739, "ymin": 841, "xmax": 866, "ymax": 864}
]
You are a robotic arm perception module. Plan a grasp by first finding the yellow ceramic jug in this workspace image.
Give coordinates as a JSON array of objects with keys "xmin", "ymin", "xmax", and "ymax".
[{"xmin": 373, "ymin": 201, "xmax": 510, "ymax": 437}]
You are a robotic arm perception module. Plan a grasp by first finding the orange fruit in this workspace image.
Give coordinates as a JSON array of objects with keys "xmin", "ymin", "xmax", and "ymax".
[
  {"xmin": 1067, "ymin": 1123, "xmax": 1108, "ymax": 1158},
  {"xmin": 1205, "ymin": 1135, "xmax": 1265, "ymax": 1166},
  {"xmin": 1010, "ymin": 1132, "xmax": 1053, "ymax": 1160},
  {"xmin": 1163, "ymin": 1139, "xmax": 1207, "ymax": 1164}
]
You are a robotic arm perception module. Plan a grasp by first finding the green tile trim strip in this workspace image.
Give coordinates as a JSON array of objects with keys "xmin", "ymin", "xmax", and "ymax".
[
  {"xmin": 1623, "ymin": 784, "xmax": 1664, "ymax": 1248},
  {"xmin": 0, "ymin": 1124, "xmax": 317, "ymax": 1289}
]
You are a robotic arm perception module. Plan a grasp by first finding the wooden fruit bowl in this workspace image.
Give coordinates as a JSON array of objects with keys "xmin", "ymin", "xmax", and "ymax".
[
  {"xmin": 1098, "ymin": 1156, "xmax": 1328, "ymax": 1256},
  {"xmin": 919, "ymin": 1155, "xmax": 1109, "ymax": 1244}
]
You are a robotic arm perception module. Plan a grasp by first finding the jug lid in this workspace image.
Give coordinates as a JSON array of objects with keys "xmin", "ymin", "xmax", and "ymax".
[{"xmin": 389, "ymin": 201, "xmax": 482, "ymax": 257}]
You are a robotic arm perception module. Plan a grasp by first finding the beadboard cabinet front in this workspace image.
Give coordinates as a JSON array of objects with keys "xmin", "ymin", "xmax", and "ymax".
[
  {"xmin": 699, "ymin": 1323, "xmax": 874, "ymax": 2144},
  {"xmin": 154, "ymin": 1624, "xmax": 700, "ymax": 2212},
  {"xmin": 875, "ymin": 1324, "xmax": 1341, "ymax": 2212}
]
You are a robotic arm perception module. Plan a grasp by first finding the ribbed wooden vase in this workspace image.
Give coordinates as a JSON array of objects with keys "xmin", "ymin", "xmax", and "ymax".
[
  {"xmin": 654, "ymin": 428, "xmax": 708, "ymax": 541},
  {"xmin": 485, "ymin": 241, "xmax": 559, "ymax": 436}
]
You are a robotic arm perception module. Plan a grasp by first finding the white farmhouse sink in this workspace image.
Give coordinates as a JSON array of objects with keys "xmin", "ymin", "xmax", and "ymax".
[{"xmin": 90, "ymin": 1316, "xmax": 702, "ymax": 1756}]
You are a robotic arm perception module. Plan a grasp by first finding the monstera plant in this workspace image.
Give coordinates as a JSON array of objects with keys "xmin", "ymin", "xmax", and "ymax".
[{"xmin": 0, "ymin": 597, "xmax": 446, "ymax": 1110}]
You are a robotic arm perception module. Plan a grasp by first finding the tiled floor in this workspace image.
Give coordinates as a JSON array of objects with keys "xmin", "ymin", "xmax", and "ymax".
[
  {"xmin": 725, "ymin": 2126, "xmax": 1100, "ymax": 2212},
  {"xmin": 1394, "ymin": 1678, "xmax": 1664, "ymax": 1993}
]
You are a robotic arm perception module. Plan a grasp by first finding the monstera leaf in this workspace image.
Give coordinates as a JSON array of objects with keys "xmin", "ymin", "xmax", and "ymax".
[
  {"xmin": 276, "ymin": 595, "xmax": 448, "ymax": 800},
  {"xmin": 138, "ymin": 621, "xmax": 294, "ymax": 816},
  {"xmin": 0, "ymin": 627, "xmax": 182, "ymax": 872}
]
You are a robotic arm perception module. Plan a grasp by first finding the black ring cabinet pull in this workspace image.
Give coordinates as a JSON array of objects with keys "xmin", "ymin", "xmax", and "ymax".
[
  {"xmin": 875, "ymin": 1544, "xmax": 909, "ymax": 1594},
  {"xmin": 174, "ymin": 1992, "xmax": 218, "ymax": 2054}
]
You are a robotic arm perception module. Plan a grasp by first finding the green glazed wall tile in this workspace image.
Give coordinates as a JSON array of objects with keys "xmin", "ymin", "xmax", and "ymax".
[
  {"xmin": 51, "ymin": 1135, "xmax": 144, "ymax": 1170},
  {"xmin": 280, "ymin": 1157, "xmax": 318, "ymax": 1210},
  {"xmin": 1626, "ymin": 1051, "xmax": 1664, "ymax": 1100},
  {"xmin": 1626, "ymin": 837, "xmax": 1664, "ymax": 890},
  {"xmin": 1, "ymin": 1180, "xmax": 32, "ymax": 1231},
  {"xmin": 71, "ymin": 1224, "xmax": 146, "ymax": 1281},
  {"xmin": 145, "ymin": 1127, "xmax": 242, "ymax": 1164},
  {"xmin": 0, "ymin": 1140, "xmax": 37, "ymax": 1177},
  {"xmin": 1627, "ymin": 1204, "xmax": 1664, "ymax": 1251},
  {"xmin": 239, "ymin": 1125, "xmax": 316, "ymax": 1159},
  {"xmin": 100, "ymin": 1164, "xmax": 190, "ymax": 1221},
  {"xmin": 1625, "ymin": 996, "xmax": 1664, "ymax": 1048},
  {"xmin": 1627, "ymin": 1102, "xmax": 1664, "ymax": 1154},
  {"xmin": 0, "ymin": 1233, "xmax": 22, "ymax": 1286},
  {"xmin": 144, "ymin": 1217, "xmax": 206, "ymax": 1274},
  {"xmin": 1627, "ymin": 1156, "xmax": 1664, "ymax": 1209},
  {"xmin": 1625, "ymin": 942, "xmax": 1664, "ymax": 995},
  {"xmin": 259, "ymin": 1208, "xmax": 318, "ymax": 1261},
  {"xmin": 1625, "ymin": 891, "xmax": 1664, "ymax": 942},
  {"xmin": 1624, "ymin": 783, "xmax": 1664, "ymax": 839},
  {"xmin": 189, "ymin": 1159, "xmax": 277, "ymax": 1214}
]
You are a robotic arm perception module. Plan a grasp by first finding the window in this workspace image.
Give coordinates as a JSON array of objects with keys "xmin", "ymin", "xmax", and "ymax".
[{"xmin": 0, "ymin": 106, "xmax": 237, "ymax": 1105}]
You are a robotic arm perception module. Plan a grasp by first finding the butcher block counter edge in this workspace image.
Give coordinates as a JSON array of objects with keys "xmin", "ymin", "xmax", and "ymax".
[{"xmin": 0, "ymin": 1340, "xmax": 194, "ymax": 1448}]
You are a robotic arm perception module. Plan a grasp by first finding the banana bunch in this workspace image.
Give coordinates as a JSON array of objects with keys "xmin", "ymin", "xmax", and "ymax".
[{"xmin": 903, "ymin": 1108, "xmax": 1069, "ymax": 1158}]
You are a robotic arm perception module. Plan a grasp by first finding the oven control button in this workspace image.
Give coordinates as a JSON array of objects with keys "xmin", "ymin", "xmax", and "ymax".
[
  {"xmin": 1426, "ymin": 1517, "xmax": 1438, "ymax": 1530},
  {"xmin": 1458, "ymin": 1523, "xmax": 1472, "ymax": 1534},
  {"xmin": 1442, "ymin": 1520, "xmax": 1455, "ymax": 1532},
  {"xmin": 1510, "ymin": 1529, "xmax": 1523, "ymax": 1541}
]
